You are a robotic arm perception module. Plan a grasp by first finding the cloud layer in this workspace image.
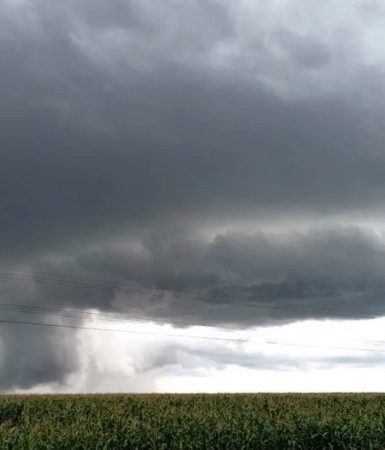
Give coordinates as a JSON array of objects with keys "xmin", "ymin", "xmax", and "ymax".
[{"xmin": 1, "ymin": 0, "xmax": 385, "ymax": 389}]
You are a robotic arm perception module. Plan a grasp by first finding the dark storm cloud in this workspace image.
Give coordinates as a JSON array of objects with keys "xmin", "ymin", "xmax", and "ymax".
[
  {"xmin": 0, "ymin": 324, "xmax": 79, "ymax": 390},
  {"xmin": 1, "ymin": 0, "xmax": 385, "ymax": 262},
  {"xmin": 8, "ymin": 226, "xmax": 385, "ymax": 325},
  {"xmin": 0, "ymin": 276, "xmax": 82, "ymax": 389},
  {"xmin": 1, "ymin": 0, "xmax": 385, "ymax": 388},
  {"xmin": 2, "ymin": 68, "xmax": 385, "ymax": 260},
  {"xmin": 3, "ymin": 225, "xmax": 385, "ymax": 389},
  {"xmin": 272, "ymin": 28, "xmax": 331, "ymax": 69}
]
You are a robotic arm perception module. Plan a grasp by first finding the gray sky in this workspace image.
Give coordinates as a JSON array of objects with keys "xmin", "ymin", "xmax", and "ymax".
[{"xmin": 1, "ymin": 0, "xmax": 385, "ymax": 391}]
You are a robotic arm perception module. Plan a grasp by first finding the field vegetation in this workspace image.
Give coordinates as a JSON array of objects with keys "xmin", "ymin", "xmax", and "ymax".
[{"xmin": 1, "ymin": 393, "xmax": 385, "ymax": 449}]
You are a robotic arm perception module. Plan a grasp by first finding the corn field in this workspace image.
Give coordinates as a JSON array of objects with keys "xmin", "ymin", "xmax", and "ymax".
[{"xmin": 1, "ymin": 394, "xmax": 385, "ymax": 449}]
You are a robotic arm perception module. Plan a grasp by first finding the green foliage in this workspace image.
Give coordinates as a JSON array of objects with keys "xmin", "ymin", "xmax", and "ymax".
[{"xmin": 1, "ymin": 394, "xmax": 385, "ymax": 449}]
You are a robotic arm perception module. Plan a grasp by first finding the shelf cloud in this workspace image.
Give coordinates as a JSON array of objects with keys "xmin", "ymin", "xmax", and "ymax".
[{"xmin": 1, "ymin": 0, "xmax": 385, "ymax": 390}]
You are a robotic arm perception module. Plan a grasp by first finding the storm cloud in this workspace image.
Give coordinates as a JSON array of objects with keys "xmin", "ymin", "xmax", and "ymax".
[{"xmin": 1, "ymin": 0, "xmax": 385, "ymax": 390}]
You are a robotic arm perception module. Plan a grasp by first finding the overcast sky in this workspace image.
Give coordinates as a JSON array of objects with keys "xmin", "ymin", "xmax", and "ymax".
[{"xmin": 1, "ymin": 0, "xmax": 385, "ymax": 392}]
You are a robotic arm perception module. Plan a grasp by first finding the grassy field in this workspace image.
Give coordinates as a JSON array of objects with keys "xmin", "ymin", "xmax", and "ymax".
[{"xmin": 1, "ymin": 393, "xmax": 385, "ymax": 449}]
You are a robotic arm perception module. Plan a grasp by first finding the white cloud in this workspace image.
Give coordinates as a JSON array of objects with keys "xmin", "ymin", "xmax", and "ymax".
[{"xmin": 13, "ymin": 315, "xmax": 385, "ymax": 393}]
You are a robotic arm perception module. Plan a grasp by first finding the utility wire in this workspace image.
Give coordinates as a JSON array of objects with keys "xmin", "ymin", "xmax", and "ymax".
[
  {"xmin": 1, "ymin": 266, "xmax": 385, "ymax": 352},
  {"xmin": 0, "ymin": 301, "xmax": 243, "ymax": 332},
  {"xmin": 0, "ymin": 303, "xmax": 385, "ymax": 349},
  {"xmin": 1, "ymin": 301, "xmax": 384, "ymax": 349},
  {"xmin": 264, "ymin": 340, "xmax": 385, "ymax": 354},
  {"xmin": 0, "ymin": 267, "xmax": 381, "ymax": 320},
  {"xmin": 0, "ymin": 317, "xmax": 385, "ymax": 354},
  {"xmin": 0, "ymin": 318, "xmax": 245, "ymax": 343},
  {"xmin": 1, "ymin": 302, "xmax": 384, "ymax": 347}
]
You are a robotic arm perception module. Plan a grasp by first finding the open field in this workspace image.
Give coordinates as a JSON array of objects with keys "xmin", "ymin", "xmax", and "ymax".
[{"xmin": 1, "ymin": 393, "xmax": 385, "ymax": 449}]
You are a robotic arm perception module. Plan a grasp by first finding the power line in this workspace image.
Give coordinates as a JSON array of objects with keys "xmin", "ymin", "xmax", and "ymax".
[
  {"xmin": 0, "ymin": 301, "xmax": 243, "ymax": 332},
  {"xmin": 0, "ymin": 272, "xmax": 113, "ymax": 292},
  {"xmin": 264, "ymin": 340, "xmax": 385, "ymax": 354},
  {"xmin": 0, "ymin": 318, "xmax": 245, "ymax": 343},
  {"xmin": 1, "ymin": 301, "xmax": 384, "ymax": 349},
  {"xmin": 1, "ymin": 266, "xmax": 384, "ymax": 354},
  {"xmin": 0, "ymin": 266, "xmax": 127, "ymax": 289},
  {"xmin": 0, "ymin": 317, "xmax": 384, "ymax": 354},
  {"xmin": 0, "ymin": 266, "xmax": 381, "ymax": 320}
]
